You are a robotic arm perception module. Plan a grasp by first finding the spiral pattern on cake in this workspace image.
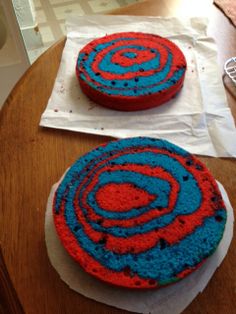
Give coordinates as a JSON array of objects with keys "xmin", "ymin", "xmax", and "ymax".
[
  {"xmin": 76, "ymin": 32, "xmax": 187, "ymax": 111},
  {"xmin": 53, "ymin": 137, "xmax": 226, "ymax": 289}
]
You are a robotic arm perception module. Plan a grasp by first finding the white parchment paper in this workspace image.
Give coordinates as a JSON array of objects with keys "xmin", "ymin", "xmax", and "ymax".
[
  {"xmin": 45, "ymin": 180, "xmax": 234, "ymax": 314},
  {"xmin": 40, "ymin": 15, "xmax": 236, "ymax": 157}
]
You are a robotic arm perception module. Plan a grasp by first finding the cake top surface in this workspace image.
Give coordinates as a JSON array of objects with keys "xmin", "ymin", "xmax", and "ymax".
[
  {"xmin": 53, "ymin": 137, "xmax": 226, "ymax": 289},
  {"xmin": 76, "ymin": 32, "xmax": 186, "ymax": 98}
]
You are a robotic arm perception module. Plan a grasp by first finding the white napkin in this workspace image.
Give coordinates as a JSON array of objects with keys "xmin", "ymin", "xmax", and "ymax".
[
  {"xmin": 45, "ymin": 180, "xmax": 234, "ymax": 314},
  {"xmin": 40, "ymin": 15, "xmax": 236, "ymax": 157}
]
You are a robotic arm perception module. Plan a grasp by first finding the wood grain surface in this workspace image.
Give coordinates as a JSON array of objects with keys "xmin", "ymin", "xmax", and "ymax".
[
  {"xmin": 0, "ymin": 246, "xmax": 24, "ymax": 314},
  {"xmin": 0, "ymin": 0, "xmax": 235, "ymax": 313}
]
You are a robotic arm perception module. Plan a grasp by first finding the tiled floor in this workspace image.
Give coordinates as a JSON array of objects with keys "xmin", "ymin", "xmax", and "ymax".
[{"xmin": 29, "ymin": 0, "xmax": 140, "ymax": 63}]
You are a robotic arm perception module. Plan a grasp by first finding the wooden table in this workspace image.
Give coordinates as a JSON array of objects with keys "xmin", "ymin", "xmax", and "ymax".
[{"xmin": 0, "ymin": 0, "xmax": 235, "ymax": 313}]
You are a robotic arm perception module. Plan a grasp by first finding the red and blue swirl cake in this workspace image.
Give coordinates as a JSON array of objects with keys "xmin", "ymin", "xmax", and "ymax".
[
  {"xmin": 53, "ymin": 137, "xmax": 227, "ymax": 289},
  {"xmin": 76, "ymin": 32, "xmax": 187, "ymax": 111}
]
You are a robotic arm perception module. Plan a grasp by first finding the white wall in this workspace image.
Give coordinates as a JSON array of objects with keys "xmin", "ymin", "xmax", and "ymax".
[
  {"xmin": 0, "ymin": 1, "xmax": 30, "ymax": 109},
  {"xmin": 13, "ymin": 0, "xmax": 36, "ymax": 28},
  {"xmin": 12, "ymin": 0, "xmax": 43, "ymax": 50}
]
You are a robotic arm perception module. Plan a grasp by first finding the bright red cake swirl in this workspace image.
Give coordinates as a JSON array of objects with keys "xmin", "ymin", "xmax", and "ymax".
[
  {"xmin": 76, "ymin": 32, "xmax": 187, "ymax": 111},
  {"xmin": 53, "ymin": 137, "xmax": 227, "ymax": 289}
]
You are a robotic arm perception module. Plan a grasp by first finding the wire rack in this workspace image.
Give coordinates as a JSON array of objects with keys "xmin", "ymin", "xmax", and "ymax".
[{"xmin": 224, "ymin": 57, "xmax": 236, "ymax": 84}]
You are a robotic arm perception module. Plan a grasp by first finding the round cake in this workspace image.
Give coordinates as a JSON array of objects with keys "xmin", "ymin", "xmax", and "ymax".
[
  {"xmin": 53, "ymin": 137, "xmax": 226, "ymax": 289},
  {"xmin": 76, "ymin": 32, "xmax": 187, "ymax": 111}
]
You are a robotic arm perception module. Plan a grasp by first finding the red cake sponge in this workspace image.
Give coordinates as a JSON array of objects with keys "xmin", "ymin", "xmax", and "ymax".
[
  {"xmin": 53, "ymin": 137, "xmax": 227, "ymax": 289},
  {"xmin": 76, "ymin": 32, "xmax": 187, "ymax": 111}
]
